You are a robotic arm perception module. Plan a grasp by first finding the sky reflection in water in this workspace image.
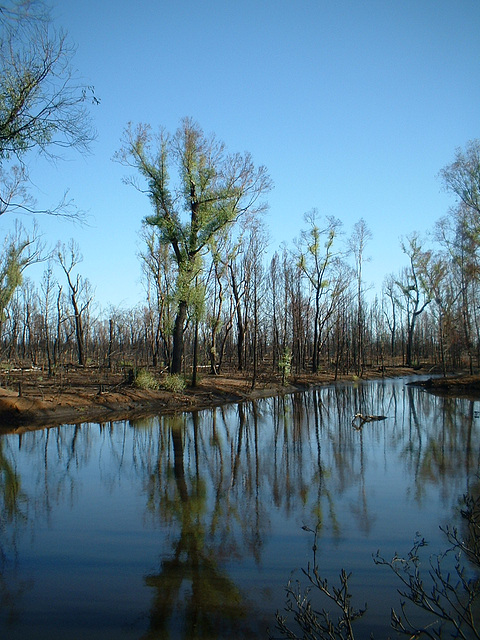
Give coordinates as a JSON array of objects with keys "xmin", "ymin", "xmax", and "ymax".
[{"xmin": 0, "ymin": 377, "xmax": 479, "ymax": 639}]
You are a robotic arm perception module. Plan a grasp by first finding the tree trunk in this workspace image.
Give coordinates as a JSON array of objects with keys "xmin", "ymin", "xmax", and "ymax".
[
  {"xmin": 251, "ymin": 272, "xmax": 258, "ymax": 390},
  {"xmin": 312, "ymin": 308, "xmax": 320, "ymax": 373},
  {"xmin": 171, "ymin": 300, "xmax": 187, "ymax": 374},
  {"xmin": 209, "ymin": 333, "xmax": 218, "ymax": 375},
  {"xmin": 229, "ymin": 265, "xmax": 245, "ymax": 371},
  {"xmin": 406, "ymin": 316, "xmax": 415, "ymax": 367},
  {"xmin": 191, "ymin": 318, "xmax": 199, "ymax": 387},
  {"xmin": 108, "ymin": 318, "xmax": 113, "ymax": 370},
  {"xmin": 71, "ymin": 294, "xmax": 85, "ymax": 366},
  {"xmin": 45, "ymin": 317, "xmax": 52, "ymax": 377}
]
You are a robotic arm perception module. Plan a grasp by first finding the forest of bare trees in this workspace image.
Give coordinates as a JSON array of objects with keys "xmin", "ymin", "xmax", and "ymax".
[{"xmin": 1, "ymin": 138, "xmax": 480, "ymax": 384}]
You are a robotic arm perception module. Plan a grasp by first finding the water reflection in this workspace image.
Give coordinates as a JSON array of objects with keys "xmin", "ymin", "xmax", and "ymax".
[
  {"xmin": 140, "ymin": 415, "xmax": 251, "ymax": 639},
  {"xmin": 0, "ymin": 379, "xmax": 479, "ymax": 639},
  {"xmin": 0, "ymin": 436, "xmax": 32, "ymax": 625}
]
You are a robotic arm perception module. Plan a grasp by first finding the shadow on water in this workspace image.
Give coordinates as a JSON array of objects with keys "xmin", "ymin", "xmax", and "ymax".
[{"xmin": 0, "ymin": 377, "xmax": 479, "ymax": 638}]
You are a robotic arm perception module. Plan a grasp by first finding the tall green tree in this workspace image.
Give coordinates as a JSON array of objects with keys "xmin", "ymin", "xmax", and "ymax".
[
  {"xmin": 116, "ymin": 118, "xmax": 272, "ymax": 374},
  {"xmin": 296, "ymin": 211, "xmax": 346, "ymax": 373},
  {"xmin": 0, "ymin": 220, "xmax": 42, "ymax": 338}
]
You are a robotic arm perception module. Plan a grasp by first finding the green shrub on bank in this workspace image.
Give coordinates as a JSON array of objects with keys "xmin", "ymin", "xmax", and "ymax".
[
  {"xmin": 279, "ymin": 347, "xmax": 292, "ymax": 385},
  {"xmin": 133, "ymin": 369, "xmax": 159, "ymax": 390},
  {"xmin": 162, "ymin": 374, "xmax": 186, "ymax": 392}
]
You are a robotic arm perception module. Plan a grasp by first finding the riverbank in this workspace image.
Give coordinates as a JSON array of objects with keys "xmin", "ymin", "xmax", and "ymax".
[
  {"xmin": 407, "ymin": 373, "xmax": 480, "ymax": 396},
  {"xmin": 0, "ymin": 365, "xmax": 475, "ymax": 433}
]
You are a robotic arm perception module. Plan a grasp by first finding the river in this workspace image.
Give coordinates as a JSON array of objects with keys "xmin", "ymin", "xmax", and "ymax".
[{"xmin": 0, "ymin": 377, "xmax": 478, "ymax": 639}]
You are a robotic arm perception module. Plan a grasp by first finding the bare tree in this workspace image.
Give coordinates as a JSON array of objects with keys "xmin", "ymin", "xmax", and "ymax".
[
  {"xmin": 140, "ymin": 227, "xmax": 176, "ymax": 368},
  {"xmin": 382, "ymin": 274, "xmax": 399, "ymax": 363},
  {"xmin": 435, "ymin": 203, "xmax": 480, "ymax": 372},
  {"xmin": 40, "ymin": 262, "xmax": 56, "ymax": 375},
  {"xmin": 272, "ymin": 489, "xmax": 480, "ymax": 640},
  {"xmin": 205, "ymin": 231, "xmax": 236, "ymax": 375},
  {"xmin": 348, "ymin": 218, "xmax": 372, "ymax": 375},
  {"xmin": 396, "ymin": 234, "xmax": 434, "ymax": 367},
  {"xmin": 56, "ymin": 240, "xmax": 93, "ymax": 366}
]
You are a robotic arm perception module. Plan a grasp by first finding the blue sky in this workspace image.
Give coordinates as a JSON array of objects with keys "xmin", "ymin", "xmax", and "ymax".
[{"xmin": 13, "ymin": 0, "xmax": 480, "ymax": 310}]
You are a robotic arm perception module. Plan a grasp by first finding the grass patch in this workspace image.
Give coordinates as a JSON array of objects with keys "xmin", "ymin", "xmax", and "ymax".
[
  {"xmin": 133, "ymin": 369, "xmax": 159, "ymax": 390},
  {"xmin": 162, "ymin": 374, "xmax": 186, "ymax": 392}
]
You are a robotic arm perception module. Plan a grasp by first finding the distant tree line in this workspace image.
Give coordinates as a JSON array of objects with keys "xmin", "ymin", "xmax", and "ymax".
[{"xmin": 1, "ymin": 136, "xmax": 479, "ymax": 385}]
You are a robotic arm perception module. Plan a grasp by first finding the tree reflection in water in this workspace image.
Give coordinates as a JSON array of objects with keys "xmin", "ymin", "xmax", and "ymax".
[
  {"xmin": 141, "ymin": 414, "xmax": 250, "ymax": 639},
  {"xmin": 0, "ymin": 378, "xmax": 478, "ymax": 639},
  {"xmin": 0, "ymin": 438, "xmax": 31, "ymax": 625}
]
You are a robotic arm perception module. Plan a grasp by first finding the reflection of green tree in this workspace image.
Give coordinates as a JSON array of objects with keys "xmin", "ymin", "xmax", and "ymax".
[
  {"xmin": 0, "ymin": 438, "xmax": 31, "ymax": 625},
  {"xmin": 141, "ymin": 416, "xmax": 249, "ymax": 640},
  {"xmin": 0, "ymin": 439, "xmax": 26, "ymax": 523},
  {"xmin": 309, "ymin": 392, "xmax": 340, "ymax": 538},
  {"xmin": 300, "ymin": 387, "xmax": 373, "ymax": 536}
]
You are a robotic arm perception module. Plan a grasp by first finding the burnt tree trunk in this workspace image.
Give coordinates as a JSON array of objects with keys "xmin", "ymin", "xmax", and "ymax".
[{"xmin": 171, "ymin": 300, "xmax": 187, "ymax": 374}]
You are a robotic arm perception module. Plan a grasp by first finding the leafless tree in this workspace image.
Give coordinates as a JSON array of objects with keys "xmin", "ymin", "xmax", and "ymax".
[
  {"xmin": 348, "ymin": 218, "xmax": 372, "ymax": 375},
  {"xmin": 56, "ymin": 240, "xmax": 93, "ymax": 366}
]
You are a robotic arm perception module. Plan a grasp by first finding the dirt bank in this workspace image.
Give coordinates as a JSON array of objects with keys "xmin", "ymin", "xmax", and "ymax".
[
  {"xmin": 0, "ymin": 365, "xmax": 464, "ymax": 433},
  {"xmin": 407, "ymin": 374, "xmax": 480, "ymax": 397}
]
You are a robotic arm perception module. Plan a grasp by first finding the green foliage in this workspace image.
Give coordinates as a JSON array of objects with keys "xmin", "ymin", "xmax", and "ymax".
[
  {"xmin": 116, "ymin": 118, "xmax": 272, "ymax": 374},
  {"xmin": 175, "ymin": 254, "xmax": 206, "ymax": 318},
  {"xmin": 0, "ymin": 1, "xmax": 96, "ymax": 219},
  {"xmin": 133, "ymin": 368, "xmax": 159, "ymax": 390},
  {"xmin": 0, "ymin": 224, "xmax": 41, "ymax": 323},
  {"xmin": 162, "ymin": 373, "xmax": 186, "ymax": 393},
  {"xmin": 117, "ymin": 118, "xmax": 271, "ymax": 304},
  {"xmin": 0, "ymin": 244, "xmax": 22, "ymax": 320},
  {"xmin": 279, "ymin": 347, "xmax": 292, "ymax": 385}
]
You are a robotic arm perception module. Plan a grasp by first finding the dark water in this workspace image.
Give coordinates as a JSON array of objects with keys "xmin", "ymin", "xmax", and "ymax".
[{"xmin": 0, "ymin": 378, "xmax": 479, "ymax": 639}]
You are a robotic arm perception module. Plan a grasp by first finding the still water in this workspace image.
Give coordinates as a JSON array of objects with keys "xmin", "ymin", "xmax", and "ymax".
[{"xmin": 0, "ymin": 377, "xmax": 479, "ymax": 639}]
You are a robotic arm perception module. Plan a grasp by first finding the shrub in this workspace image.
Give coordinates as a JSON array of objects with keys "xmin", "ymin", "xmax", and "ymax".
[
  {"xmin": 162, "ymin": 374, "xmax": 186, "ymax": 393},
  {"xmin": 279, "ymin": 347, "xmax": 292, "ymax": 386},
  {"xmin": 270, "ymin": 488, "xmax": 480, "ymax": 639},
  {"xmin": 133, "ymin": 369, "xmax": 159, "ymax": 390}
]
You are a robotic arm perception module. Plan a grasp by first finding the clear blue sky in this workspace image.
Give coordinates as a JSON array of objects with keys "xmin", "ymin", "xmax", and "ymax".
[{"xmin": 14, "ymin": 0, "xmax": 480, "ymax": 310}]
